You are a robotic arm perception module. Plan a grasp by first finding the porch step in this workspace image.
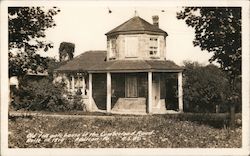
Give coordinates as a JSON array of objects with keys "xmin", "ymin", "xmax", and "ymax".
[
  {"xmin": 83, "ymin": 97, "xmax": 99, "ymax": 112},
  {"xmin": 152, "ymin": 99, "xmax": 167, "ymax": 113},
  {"xmin": 112, "ymin": 98, "xmax": 146, "ymax": 112}
]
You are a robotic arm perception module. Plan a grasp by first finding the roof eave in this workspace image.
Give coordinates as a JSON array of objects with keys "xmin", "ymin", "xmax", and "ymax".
[
  {"xmin": 105, "ymin": 30, "xmax": 168, "ymax": 37},
  {"xmin": 88, "ymin": 68, "xmax": 183, "ymax": 73},
  {"xmin": 55, "ymin": 69, "xmax": 89, "ymax": 73}
]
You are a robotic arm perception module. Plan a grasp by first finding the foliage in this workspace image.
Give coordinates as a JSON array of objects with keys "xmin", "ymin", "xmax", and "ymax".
[
  {"xmin": 183, "ymin": 61, "xmax": 233, "ymax": 113},
  {"xmin": 69, "ymin": 94, "xmax": 86, "ymax": 111},
  {"xmin": 45, "ymin": 57, "xmax": 67, "ymax": 81},
  {"xmin": 59, "ymin": 42, "xmax": 75, "ymax": 62},
  {"xmin": 177, "ymin": 7, "xmax": 241, "ymax": 87},
  {"xmin": 10, "ymin": 77, "xmax": 86, "ymax": 112},
  {"xmin": 9, "ymin": 52, "xmax": 49, "ymax": 77},
  {"xmin": 9, "ymin": 7, "xmax": 60, "ymax": 77},
  {"xmin": 10, "ymin": 78, "xmax": 70, "ymax": 112}
]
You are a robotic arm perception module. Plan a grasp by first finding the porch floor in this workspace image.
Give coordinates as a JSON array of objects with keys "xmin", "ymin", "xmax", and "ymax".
[{"xmin": 93, "ymin": 109, "xmax": 180, "ymax": 115}]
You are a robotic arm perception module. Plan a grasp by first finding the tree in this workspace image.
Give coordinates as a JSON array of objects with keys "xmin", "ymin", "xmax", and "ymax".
[
  {"xmin": 59, "ymin": 42, "xmax": 75, "ymax": 62},
  {"xmin": 177, "ymin": 7, "xmax": 241, "ymax": 86},
  {"xmin": 177, "ymin": 8, "xmax": 242, "ymax": 127},
  {"xmin": 9, "ymin": 7, "xmax": 60, "ymax": 78},
  {"xmin": 183, "ymin": 61, "xmax": 231, "ymax": 113},
  {"xmin": 46, "ymin": 57, "xmax": 67, "ymax": 81}
]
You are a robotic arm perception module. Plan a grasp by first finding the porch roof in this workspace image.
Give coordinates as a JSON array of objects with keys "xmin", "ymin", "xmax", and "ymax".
[
  {"xmin": 55, "ymin": 50, "xmax": 107, "ymax": 72},
  {"xmin": 55, "ymin": 51, "xmax": 184, "ymax": 73}
]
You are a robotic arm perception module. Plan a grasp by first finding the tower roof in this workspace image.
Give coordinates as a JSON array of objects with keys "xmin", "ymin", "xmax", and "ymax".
[{"xmin": 105, "ymin": 16, "xmax": 168, "ymax": 36}]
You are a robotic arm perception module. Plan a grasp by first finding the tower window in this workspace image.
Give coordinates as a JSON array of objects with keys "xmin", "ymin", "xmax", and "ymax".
[
  {"xmin": 109, "ymin": 39, "xmax": 116, "ymax": 58},
  {"xmin": 149, "ymin": 37, "xmax": 159, "ymax": 57}
]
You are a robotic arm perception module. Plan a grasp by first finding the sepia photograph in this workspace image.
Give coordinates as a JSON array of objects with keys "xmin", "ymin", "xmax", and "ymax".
[{"xmin": 1, "ymin": 0, "xmax": 250, "ymax": 156}]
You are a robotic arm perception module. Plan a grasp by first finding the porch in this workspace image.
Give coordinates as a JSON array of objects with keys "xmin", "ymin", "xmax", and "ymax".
[{"xmin": 64, "ymin": 71, "xmax": 183, "ymax": 114}]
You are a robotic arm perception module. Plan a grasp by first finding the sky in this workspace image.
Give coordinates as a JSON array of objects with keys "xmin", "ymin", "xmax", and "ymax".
[{"xmin": 42, "ymin": 5, "xmax": 213, "ymax": 66}]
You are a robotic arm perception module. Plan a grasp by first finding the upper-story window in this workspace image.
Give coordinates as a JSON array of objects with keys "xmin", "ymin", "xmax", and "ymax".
[
  {"xmin": 109, "ymin": 39, "xmax": 116, "ymax": 58},
  {"xmin": 125, "ymin": 36, "xmax": 138, "ymax": 58},
  {"xmin": 149, "ymin": 37, "xmax": 159, "ymax": 57}
]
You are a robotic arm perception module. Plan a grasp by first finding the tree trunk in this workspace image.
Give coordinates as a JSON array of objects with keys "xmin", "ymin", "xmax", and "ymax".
[
  {"xmin": 229, "ymin": 77, "xmax": 236, "ymax": 129},
  {"xmin": 229, "ymin": 103, "xmax": 235, "ymax": 128}
]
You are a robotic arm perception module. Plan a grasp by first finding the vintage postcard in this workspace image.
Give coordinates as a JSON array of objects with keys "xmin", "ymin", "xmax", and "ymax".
[{"xmin": 1, "ymin": 0, "xmax": 250, "ymax": 156}]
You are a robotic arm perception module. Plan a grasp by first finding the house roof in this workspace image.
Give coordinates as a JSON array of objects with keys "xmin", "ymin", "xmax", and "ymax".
[
  {"xmin": 105, "ymin": 16, "xmax": 168, "ymax": 36},
  {"xmin": 55, "ymin": 51, "xmax": 183, "ymax": 73},
  {"xmin": 55, "ymin": 50, "xmax": 107, "ymax": 72}
]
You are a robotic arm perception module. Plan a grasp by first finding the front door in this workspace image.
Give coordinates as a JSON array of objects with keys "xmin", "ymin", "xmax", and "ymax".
[
  {"xmin": 125, "ymin": 75, "xmax": 138, "ymax": 98},
  {"xmin": 152, "ymin": 74, "xmax": 160, "ymax": 108}
]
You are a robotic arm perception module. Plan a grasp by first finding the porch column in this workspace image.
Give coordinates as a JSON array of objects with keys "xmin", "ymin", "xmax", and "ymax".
[
  {"xmin": 178, "ymin": 72, "xmax": 183, "ymax": 112},
  {"xmin": 107, "ymin": 72, "xmax": 111, "ymax": 113},
  {"xmin": 82, "ymin": 77, "xmax": 86, "ymax": 96},
  {"xmin": 72, "ymin": 75, "xmax": 75, "ymax": 91},
  {"xmin": 148, "ymin": 72, "xmax": 153, "ymax": 113},
  {"xmin": 89, "ymin": 73, "xmax": 92, "ymax": 111},
  {"xmin": 65, "ymin": 74, "xmax": 70, "ymax": 91}
]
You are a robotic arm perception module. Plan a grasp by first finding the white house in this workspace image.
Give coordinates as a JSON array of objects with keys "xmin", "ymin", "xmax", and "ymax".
[{"xmin": 55, "ymin": 15, "xmax": 184, "ymax": 114}]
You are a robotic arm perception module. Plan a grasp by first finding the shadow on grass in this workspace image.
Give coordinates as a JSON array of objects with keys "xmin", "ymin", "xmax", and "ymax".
[{"xmin": 157, "ymin": 113, "xmax": 242, "ymax": 128}]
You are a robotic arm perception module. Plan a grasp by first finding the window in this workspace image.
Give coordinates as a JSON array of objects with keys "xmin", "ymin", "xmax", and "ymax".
[
  {"xmin": 68, "ymin": 74, "xmax": 83, "ymax": 90},
  {"xmin": 125, "ymin": 37, "xmax": 138, "ymax": 57},
  {"xmin": 125, "ymin": 75, "xmax": 138, "ymax": 97},
  {"xmin": 75, "ymin": 76, "xmax": 83, "ymax": 89},
  {"xmin": 69, "ymin": 76, "xmax": 72, "ymax": 89},
  {"xmin": 109, "ymin": 39, "xmax": 116, "ymax": 58},
  {"xmin": 149, "ymin": 37, "xmax": 159, "ymax": 57}
]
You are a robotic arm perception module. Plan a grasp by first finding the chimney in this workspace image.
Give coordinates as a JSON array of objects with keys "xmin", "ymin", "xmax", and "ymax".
[{"xmin": 152, "ymin": 15, "xmax": 159, "ymax": 27}]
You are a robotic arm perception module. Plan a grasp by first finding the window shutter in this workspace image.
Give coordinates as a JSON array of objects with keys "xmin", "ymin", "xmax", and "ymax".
[{"xmin": 125, "ymin": 37, "xmax": 138, "ymax": 57}]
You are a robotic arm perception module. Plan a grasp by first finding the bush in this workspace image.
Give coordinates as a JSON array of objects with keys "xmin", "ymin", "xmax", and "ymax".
[
  {"xmin": 10, "ymin": 78, "xmax": 79, "ymax": 112},
  {"xmin": 67, "ymin": 94, "xmax": 86, "ymax": 111},
  {"xmin": 183, "ymin": 61, "xmax": 235, "ymax": 113}
]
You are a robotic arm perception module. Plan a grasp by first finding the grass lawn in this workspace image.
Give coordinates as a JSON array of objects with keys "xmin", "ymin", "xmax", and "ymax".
[{"xmin": 8, "ymin": 113, "xmax": 241, "ymax": 148}]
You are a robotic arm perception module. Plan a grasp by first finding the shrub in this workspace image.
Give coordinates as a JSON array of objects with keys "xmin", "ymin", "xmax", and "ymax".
[
  {"xmin": 11, "ymin": 78, "xmax": 71, "ymax": 112},
  {"xmin": 183, "ymin": 61, "xmax": 235, "ymax": 113},
  {"xmin": 68, "ymin": 94, "xmax": 86, "ymax": 111}
]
